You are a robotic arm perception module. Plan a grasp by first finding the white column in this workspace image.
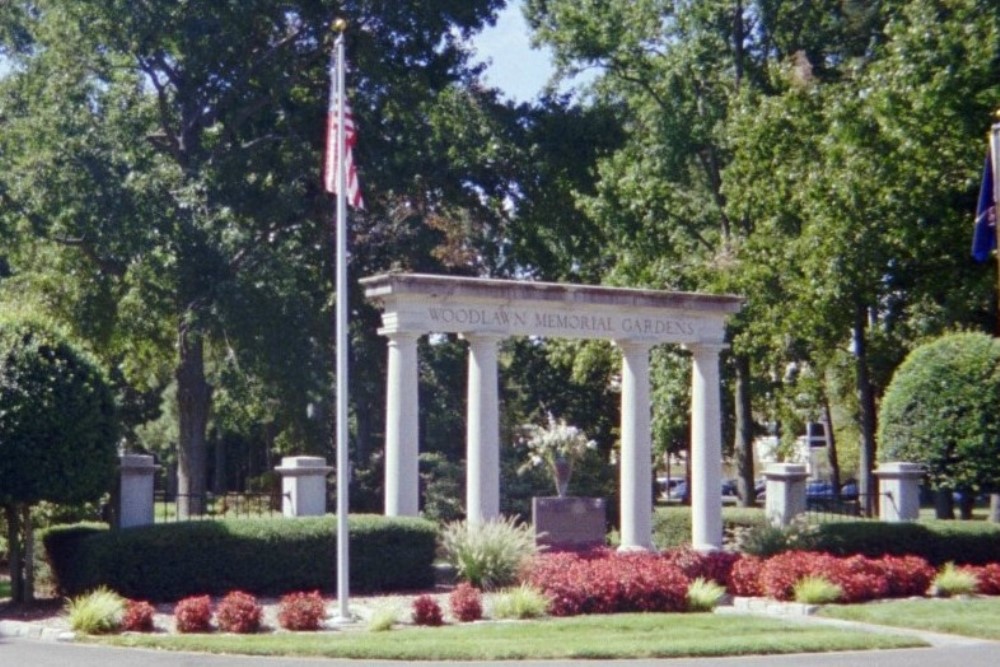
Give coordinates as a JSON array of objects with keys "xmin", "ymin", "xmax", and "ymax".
[
  {"xmin": 688, "ymin": 343, "xmax": 726, "ymax": 551},
  {"xmin": 617, "ymin": 340, "xmax": 653, "ymax": 551},
  {"xmin": 383, "ymin": 330, "xmax": 420, "ymax": 516},
  {"xmin": 464, "ymin": 333, "xmax": 503, "ymax": 527}
]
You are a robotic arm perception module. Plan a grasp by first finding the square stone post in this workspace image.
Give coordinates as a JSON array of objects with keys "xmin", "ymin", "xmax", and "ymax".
[
  {"xmin": 382, "ymin": 330, "xmax": 420, "ymax": 516},
  {"xmin": 687, "ymin": 343, "xmax": 726, "ymax": 551},
  {"xmin": 464, "ymin": 333, "xmax": 503, "ymax": 527},
  {"xmin": 764, "ymin": 462, "xmax": 809, "ymax": 527},
  {"xmin": 275, "ymin": 456, "xmax": 334, "ymax": 517},
  {"xmin": 875, "ymin": 462, "xmax": 924, "ymax": 522},
  {"xmin": 617, "ymin": 340, "xmax": 653, "ymax": 550},
  {"xmin": 119, "ymin": 454, "xmax": 159, "ymax": 528}
]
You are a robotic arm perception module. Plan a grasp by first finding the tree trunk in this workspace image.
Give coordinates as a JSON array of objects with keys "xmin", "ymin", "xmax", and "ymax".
[
  {"xmin": 733, "ymin": 354, "xmax": 755, "ymax": 506},
  {"xmin": 823, "ymin": 397, "xmax": 841, "ymax": 496},
  {"xmin": 176, "ymin": 324, "xmax": 213, "ymax": 517},
  {"xmin": 4, "ymin": 504, "xmax": 23, "ymax": 603},
  {"xmin": 21, "ymin": 504, "xmax": 33, "ymax": 602},
  {"xmin": 935, "ymin": 488, "xmax": 955, "ymax": 519},
  {"xmin": 853, "ymin": 303, "xmax": 877, "ymax": 517}
]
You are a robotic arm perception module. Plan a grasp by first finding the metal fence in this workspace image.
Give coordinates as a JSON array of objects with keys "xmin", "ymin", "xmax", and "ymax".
[
  {"xmin": 153, "ymin": 491, "xmax": 289, "ymax": 522},
  {"xmin": 803, "ymin": 493, "xmax": 896, "ymax": 522}
]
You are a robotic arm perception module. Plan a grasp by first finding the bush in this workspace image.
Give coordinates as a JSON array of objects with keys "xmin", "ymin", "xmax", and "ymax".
[
  {"xmin": 964, "ymin": 563, "xmax": 1000, "ymax": 595},
  {"xmin": 878, "ymin": 333, "xmax": 1000, "ymax": 496},
  {"xmin": 793, "ymin": 576, "xmax": 842, "ymax": 604},
  {"xmin": 686, "ymin": 577, "xmax": 727, "ymax": 611},
  {"xmin": 216, "ymin": 590, "xmax": 262, "ymax": 633},
  {"xmin": 368, "ymin": 605, "xmax": 400, "ymax": 632},
  {"xmin": 728, "ymin": 555, "xmax": 764, "ymax": 597},
  {"xmin": 174, "ymin": 595, "xmax": 213, "ymax": 633},
  {"xmin": 122, "ymin": 599, "xmax": 156, "ymax": 632},
  {"xmin": 440, "ymin": 516, "xmax": 537, "ymax": 590},
  {"xmin": 44, "ymin": 515, "xmax": 437, "ymax": 601},
  {"xmin": 812, "ymin": 520, "xmax": 1000, "ymax": 566},
  {"xmin": 488, "ymin": 584, "xmax": 549, "ymax": 619},
  {"xmin": 932, "ymin": 563, "xmax": 978, "ymax": 597},
  {"xmin": 653, "ymin": 506, "xmax": 766, "ymax": 550},
  {"xmin": 411, "ymin": 595, "xmax": 444, "ymax": 626},
  {"xmin": 277, "ymin": 591, "xmax": 327, "ymax": 631},
  {"xmin": 525, "ymin": 551, "xmax": 688, "ymax": 616},
  {"xmin": 65, "ymin": 586, "xmax": 125, "ymax": 634},
  {"xmin": 448, "ymin": 582, "xmax": 483, "ymax": 622},
  {"xmin": 662, "ymin": 547, "xmax": 740, "ymax": 587}
]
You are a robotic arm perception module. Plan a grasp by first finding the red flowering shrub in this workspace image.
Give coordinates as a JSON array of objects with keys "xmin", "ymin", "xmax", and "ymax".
[
  {"xmin": 961, "ymin": 563, "xmax": 1000, "ymax": 595},
  {"xmin": 662, "ymin": 548, "xmax": 740, "ymax": 587},
  {"xmin": 122, "ymin": 600, "xmax": 156, "ymax": 632},
  {"xmin": 832, "ymin": 555, "xmax": 890, "ymax": 603},
  {"xmin": 877, "ymin": 555, "xmax": 935, "ymax": 598},
  {"xmin": 525, "ymin": 551, "xmax": 689, "ymax": 616},
  {"xmin": 449, "ymin": 583, "xmax": 483, "ymax": 622},
  {"xmin": 728, "ymin": 555, "xmax": 764, "ymax": 597},
  {"xmin": 412, "ymin": 595, "xmax": 444, "ymax": 626},
  {"xmin": 216, "ymin": 591, "xmax": 263, "ymax": 634},
  {"xmin": 278, "ymin": 591, "xmax": 327, "ymax": 631},
  {"xmin": 174, "ymin": 595, "xmax": 213, "ymax": 633},
  {"xmin": 759, "ymin": 551, "xmax": 841, "ymax": 601}
]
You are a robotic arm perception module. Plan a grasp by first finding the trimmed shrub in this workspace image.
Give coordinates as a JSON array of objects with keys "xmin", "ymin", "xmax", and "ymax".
[
  {"xmin": 653, "ymin": 506, "xmax": 765, "ymax": 550},
  {"xmin": 728, "ymin": 555, "xmax": 764, "ymax": 597},
  {"xmin": 122, "ymin": 599, "xmax": 156, "ymax": 632},
  {"xmin": 662, "ymin": 547, "xmax": 740, "ymax": 587},
  {"xmin": 44, "ymin": 515, "xmax": 436, "ymax": 601},
  {"xmin": 411, "ymin": 595, "xmax": 443, "ymax": 626},
  {"xmin": 964, "ymin": 563, "xmax": 1000, "ymax": 595},
  {"xmin": 216, "ymin": 591, "xmax": 262, "ymax": 633},
  {"xmin": 526, "ymin": 551, "xmax": 688, "ymax": 616},
  {"xmin": 813, "ymin": 520, "xmax": 1000, "ymax": 566},
  {"xmin": 174, "ymin": 595, "xmax": 213, "ymax": 633},
  {"xmin": 449, "ymin": 582, "xmax": 483, "ymax": 622},
  {"xmin": 877, "ymin": 555, "xmax": 935, "ymax": 598},
  {"xmin": 440, "ymin": 516, "xmax": 537, "ymax": 590},
  {"xmin": 278, "ymin": 591, "xmax": 327, "ymax": 631}
]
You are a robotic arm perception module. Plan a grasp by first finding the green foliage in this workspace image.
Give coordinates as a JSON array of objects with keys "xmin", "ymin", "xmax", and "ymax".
[
  {"xmin": 652, "ymin": 507, "xmax": 766, "ymax": 550},
  {"xmin": 879, "ymin": 333, "xmax": 1000, "ymax": 494},
  {"xmin": 812, "ymin": 520, "xmax": 1000, "ymax": 567},
  {"xmin": 487, "ymin": 584, "xmax": 550, "ymax": 620},
  {"xmin": 932, "ymin": 563, "xmax": 978, "ymax": 598},
  {"xmin": 0, "ymin": 317, "xmax": 119, "ymax": 506},
  {"xmin": 439, "ymin": 516, "xmax": 538, "ymax": 590},
  {"xmin": 367, "ymin": 604, "xmax": 400, "ymax": 632},
  {"xmin": 793, "ymin": 576, "xmax": 842, "ymax": 605},
  {"xmin": 65, "ymin": 586, "xmax": 125, "ymax": 634},
  {"xmin": 734, "ymin": 517, "xmax": 820, "ymax": 558},
  {"xmin": 686, "ymin": 577, "xmax": 727, "ymax": 612},
  {"xmin": 42, "ymin": 515, "xmax": 437, "ymax": 601}
]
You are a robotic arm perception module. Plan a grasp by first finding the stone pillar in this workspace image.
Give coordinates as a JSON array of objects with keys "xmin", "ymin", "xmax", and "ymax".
[
  {"xmin": 275, "ymin": 456, "xmax": 334, "ymax": 517},
  {"xmin": 464, "ymin": 333, "xmax": 503, "ymax": 527},
  {"xmin": 764, "ymin": 463, "xmax": 809, "ymax": 527},
  {"xmin": 689, "ymin": 343, "xmax": 727, "ymax": 551},
  {"xmin": 382, "ymin": 330, "xmax": 420, "ymax": 516},
  {"xmin": 119, "ymin": 454, "xmax": 159, "ymax": 528},
  {"xmin": 875, "ymin": 462, "xmax": 924, "ymax": 522},
  {"xmin": 617, "ymin": 340, "xmax": 653, "ymax": 550}
]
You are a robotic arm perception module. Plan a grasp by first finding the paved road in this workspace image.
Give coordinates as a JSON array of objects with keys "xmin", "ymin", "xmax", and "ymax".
[{"xmin": 3, "ymin": 635, "xmax": 999, "ymax": 667}]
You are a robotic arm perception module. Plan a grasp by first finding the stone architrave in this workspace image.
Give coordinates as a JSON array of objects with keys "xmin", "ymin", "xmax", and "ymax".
[
  {"xmin": 875, "ymin": 462, "xmax": 924, "ymax": 522},
  {"xmin": 362, "ymin": 273, "xmax": 742, "ymax": 550}
]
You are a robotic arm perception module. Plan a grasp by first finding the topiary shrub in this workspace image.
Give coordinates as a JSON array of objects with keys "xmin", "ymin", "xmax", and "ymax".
[
  {"xmin": 448, "ymin": 582, "xmax": 483, "ymax": 622},
  {"xmin": 122, "ymin": 599, "xmax": 156, "ymax": 632},
  {"xmin": 216, "ymin": 590, "xmax": 263, "ymax": 633},
  {"xmin": 878, "ymin": 332, "xmax": 1000, "ymax": 508},
  {"xmin": 411, "ymin": 595, "xmax": 444, "ymax": 626}
]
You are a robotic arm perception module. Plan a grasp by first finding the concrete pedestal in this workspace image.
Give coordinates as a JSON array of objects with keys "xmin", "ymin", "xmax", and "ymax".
[
  {"xmin": 875, "ymin": 462, "xmax": 923, "ymax": 522},
  {"xmin": 764, "ymin": 463, "xmax": 808, "ymax": 527},
  {"xmin": 119, "ymin": 454, "xmax": 159, "ymax": 528},
  {"xmin": 275, "ymin": 456, "xmax": 333, "ymax": 517}
]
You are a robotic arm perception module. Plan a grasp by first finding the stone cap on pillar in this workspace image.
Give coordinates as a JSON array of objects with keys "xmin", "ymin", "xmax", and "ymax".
[
  {"xmin": 275, "ymin": 456, "xmax": 334, "ymax": 477},
  {"xmin": 763, "ymin": 462, "xmax": 809, "ymax": 481},
  {"xmin": 119, "ymin": 454, "xmax": 159, "ymax": 473},
  {"xmin": 875, "ymin": 462, "xmax": 925, "ymax": 480}
]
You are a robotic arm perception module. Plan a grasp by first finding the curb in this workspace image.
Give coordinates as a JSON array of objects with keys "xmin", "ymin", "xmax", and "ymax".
[{"xmin": 0, "ymin": 619, "xmax": 76, "ymax": 642}]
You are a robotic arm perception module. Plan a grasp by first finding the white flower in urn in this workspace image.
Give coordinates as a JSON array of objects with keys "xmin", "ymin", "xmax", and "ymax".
[{"xmin": 518, "ymin": 413, "xmax": 597, "ymax": 497}]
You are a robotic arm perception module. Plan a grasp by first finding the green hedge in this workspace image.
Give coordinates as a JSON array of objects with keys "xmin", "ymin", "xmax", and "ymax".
[
  {"xmin": 652, "ymin": 506, "xmax": 767, "ymax": 549},
  {"xmin": 42, "ymin": 514, "xmax": 437, "ymax": 601},
  {"xmin": 813, "ymin": 520, "xmax": 1000, "ymax": 566}
]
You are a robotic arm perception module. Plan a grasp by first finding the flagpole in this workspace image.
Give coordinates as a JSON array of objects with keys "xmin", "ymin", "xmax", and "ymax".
[
  {"xmin": 992, "ymin": 117, "xmax": 1000, "ymax": 328},
  {"xmin": 333, "ymin": 20, "xmax": 351, "ymax": 622}
]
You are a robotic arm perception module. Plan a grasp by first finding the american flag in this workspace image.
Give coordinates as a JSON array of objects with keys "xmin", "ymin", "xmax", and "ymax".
[{"xmin": 324, "ymin": 53, "xmax": 364, "ymax": 210}]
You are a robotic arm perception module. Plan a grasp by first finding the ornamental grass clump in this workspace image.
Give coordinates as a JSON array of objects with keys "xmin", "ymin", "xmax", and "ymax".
[
  {"xmin": 932, "ymin": 562, "xmax": 978, "ymax": 598},
  {"xmin": 793, "ymin": 576, "xmax": 843, "ymax": 605},
  {"xmin": 686, "ymin": 577, "xmax": 727, "ymax": 612},
  {"xmin": 65, "ymin": 586, "xmax": 125, "ymax": 634},
  {"xmin": 440, "ymin": 516, "xmax": 537, "ymax": 589},
  {"xmin": 488, "ymin": 584, "xmax": 550, "ymax": 619}
]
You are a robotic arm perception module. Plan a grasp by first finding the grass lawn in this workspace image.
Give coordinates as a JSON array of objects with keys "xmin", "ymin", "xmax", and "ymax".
[
  {"xmin": 92, "ymin": 613, "xmax": 922, "ymax": 660},
  {"xmin": 819, "ymin": 597, "xmax": 1000, "ymax": 641},
  {"xmin": 0, "ymin": 579, "xmax": 10, "ymax": 599}
]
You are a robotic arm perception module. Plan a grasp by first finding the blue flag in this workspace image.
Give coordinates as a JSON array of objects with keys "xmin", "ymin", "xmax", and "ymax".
[{"xmin": 972, "ymin": 152, "xmax": 996, "ymax": 262}]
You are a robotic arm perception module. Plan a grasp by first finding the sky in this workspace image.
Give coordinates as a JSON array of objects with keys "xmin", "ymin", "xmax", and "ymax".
[{"xmin": 470, "ymin": 1, "xmax": 558, "ymax": 103}]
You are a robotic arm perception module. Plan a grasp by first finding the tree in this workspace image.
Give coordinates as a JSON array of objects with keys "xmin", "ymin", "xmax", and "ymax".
[
  {"xmin": 0, "ymin": 316, "xmax": 118, "ymax": 603},
  {"xmin": 879, "ymin": 332, "xmax": 1000, "ymax": 518}
]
